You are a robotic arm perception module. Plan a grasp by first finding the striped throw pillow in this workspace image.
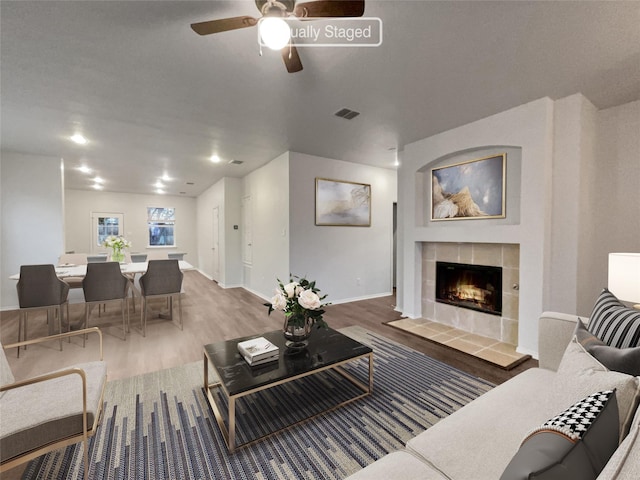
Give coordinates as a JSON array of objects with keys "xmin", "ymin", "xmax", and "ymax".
[{"xmin": 587, "ymin": 289, "xmax": 640, "ymax": 348}]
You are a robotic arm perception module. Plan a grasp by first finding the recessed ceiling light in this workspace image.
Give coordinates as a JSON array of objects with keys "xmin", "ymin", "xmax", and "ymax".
[
  {"xmin": 156, "ymin": 189, "xmax": 165, "ymax": 195},
  {"xmin": 154, "ymin": 181, "xmax": 164, "ymax": 188},
  {"xmin": 70, "ymin": 133, "xmax": 88, "ymax": 145},
  {"xmin": 161, "ymin": 173, "xmax": 172, "ymax": 182},
  {"xmin": 93, "ymin": 176, "xmax": 104, "ymax": 184},
  {"xmin": 210, "ymin": 155, "xmax": 221, "ymax": 163},
  {"xmin": 77, "ymin": 165, "xmax": 92, "ymax": 174},
  {"xmin": 92, "ymin": 183, "xmax": 103, "ymax": 190}
]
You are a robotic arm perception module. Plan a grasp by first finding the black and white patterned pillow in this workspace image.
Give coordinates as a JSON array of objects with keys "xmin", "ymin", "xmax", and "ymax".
[
  {"xmin": 524, "ymin": 390, "xmax": 614, "ymax": 442},
  {"xmin": 501, "ymin": 390, "xmax": 619, "ymax": 480},
  {"xmin": 587, "ymin": 289, "xmax": 640, "ymax": 348}
]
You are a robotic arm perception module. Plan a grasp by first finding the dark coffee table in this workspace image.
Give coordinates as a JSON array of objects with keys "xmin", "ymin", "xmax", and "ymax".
[{"xmin": 203, "ymin": 327, "xmax": 373, "ymax": 452}]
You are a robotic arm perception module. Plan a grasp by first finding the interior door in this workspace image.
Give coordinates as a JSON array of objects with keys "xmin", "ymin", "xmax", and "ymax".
[
  {"xmin": 91, "ymin": 212, "xmax": 124, "ymax": 253},
  {"xmin": 211, "ymin": 206, "xmax": 220, "ymax": 282}
]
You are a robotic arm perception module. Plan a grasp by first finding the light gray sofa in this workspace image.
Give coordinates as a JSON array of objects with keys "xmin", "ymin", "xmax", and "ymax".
[{"xmin": 346, "ymin": 312, "xmax": 640, "ymax": 480}]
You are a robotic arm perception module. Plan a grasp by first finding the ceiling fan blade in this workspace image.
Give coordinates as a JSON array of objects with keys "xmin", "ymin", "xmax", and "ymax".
[
  {"xmin": 294, "ymin": 0, "xmax": 365, "ymax": 18},
  {"xmin": 282, "ymin": 45, "xmax": 303, "ymax": 73},
  {"xmin": 191, "ymin": 16, "xmax": 258, "ymax": 35}
]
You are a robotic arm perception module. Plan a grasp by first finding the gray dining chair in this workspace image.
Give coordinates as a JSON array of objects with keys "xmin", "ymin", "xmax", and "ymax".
[
  {"xmin": 86, "ymin": 254, "xmax": 108, "ymax": 263},
  {"xmin": 82, "ymin": 262, "xmax": 130, "ymax": 342},
  {"xmin": 130, "ymin": 253, "xmax": 147, "ymax": 263},
  {"xmin": 15, "ymin": 264, "xmax": 69, "ymax": 357},
  {"xmin": 139, "ymin": 259, "xmax": 184, "ymax": 337}
]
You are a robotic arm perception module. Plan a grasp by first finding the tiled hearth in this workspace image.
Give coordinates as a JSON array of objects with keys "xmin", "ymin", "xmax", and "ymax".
[
  {"xmin": 387, "ymin": 317, "xmax": 529, "ymax": 369},
  {"xmin": 422, "ymin": 242, "xmax": 520, "ymax": 345}
]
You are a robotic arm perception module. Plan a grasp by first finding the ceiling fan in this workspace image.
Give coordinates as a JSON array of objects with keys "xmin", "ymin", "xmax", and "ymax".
[{"xmin": 191, "ymin": 0, "xmax": 365, "ymax": 73}]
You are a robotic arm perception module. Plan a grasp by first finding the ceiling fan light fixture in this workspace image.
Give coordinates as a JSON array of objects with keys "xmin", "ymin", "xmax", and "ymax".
[
  {"xmin": 259, "ymin": 17, "xmax": 290, "ymax": 50},
  {"xmin": 70, "ymin": 133, "xmax": 88, "ymax": 145}
]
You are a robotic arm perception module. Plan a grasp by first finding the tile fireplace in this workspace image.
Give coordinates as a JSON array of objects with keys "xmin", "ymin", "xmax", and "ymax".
[
  {"xmin": 422, "ymin": 242, "xmax": 519, "ymax": 345},
  {"xmin": 435, "ymin": 261, "xmax": 502, "ymax": 316}
]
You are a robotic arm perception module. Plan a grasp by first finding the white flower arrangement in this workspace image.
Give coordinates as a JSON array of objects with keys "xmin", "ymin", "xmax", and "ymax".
[
  {"xmin": 102, "ymin": 235, "xmax": 131, "ymax": 250},
  {"xmin": 265, "ymin": 275, "xmax": 329, "ymax": 329}
]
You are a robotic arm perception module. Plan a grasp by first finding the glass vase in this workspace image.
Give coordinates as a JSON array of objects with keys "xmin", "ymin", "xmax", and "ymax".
[
  {"xmin": 111, "ymin": 249, "xmax": 125, "ymax": 263},
  {"xmin": 283, "ymin": 317, "xmax": 312, "ymax": 354}
]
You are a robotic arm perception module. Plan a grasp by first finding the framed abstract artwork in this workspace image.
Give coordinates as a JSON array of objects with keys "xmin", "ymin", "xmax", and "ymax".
[
  {"xmin": 431, "ymin": 153, "xmax": 506, "ymax": 221},
  {"xmin": 315, "ymin": 178, "xmax": 371, "ymax": 226}
]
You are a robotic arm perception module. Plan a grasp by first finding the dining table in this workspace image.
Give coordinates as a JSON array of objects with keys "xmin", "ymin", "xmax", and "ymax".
[
  {"xmin": 9, "ymin": 260, "xmax": 194, "ymax": 280},
  {"xmin": 10, "ymin": 261, "xmax": 194, "ymax": 334}
]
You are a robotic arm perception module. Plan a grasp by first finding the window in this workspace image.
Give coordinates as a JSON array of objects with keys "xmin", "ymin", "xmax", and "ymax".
[
  {"xmin": 147, "ymin": 207, "xmax": 175, "ymax": 247},
  {"xmin": 92, "ymin": 212, "xmax": 124, "ymax": 247}
]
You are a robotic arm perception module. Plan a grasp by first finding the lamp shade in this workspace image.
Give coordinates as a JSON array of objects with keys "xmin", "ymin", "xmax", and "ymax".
[{"xmin": 608, "ymin": 253, "xmax": 640, "ymax": 304}]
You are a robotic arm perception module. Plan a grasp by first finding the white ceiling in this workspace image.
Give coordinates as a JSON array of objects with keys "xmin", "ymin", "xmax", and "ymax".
[{"xmin": 2, "ymin": 1, "xmax": 639, "ymax": 197}]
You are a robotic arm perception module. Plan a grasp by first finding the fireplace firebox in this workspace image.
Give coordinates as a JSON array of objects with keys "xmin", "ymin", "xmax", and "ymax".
[{"xmin": 435, "ymin": 262, "xmax": 502, "ymax": 316}]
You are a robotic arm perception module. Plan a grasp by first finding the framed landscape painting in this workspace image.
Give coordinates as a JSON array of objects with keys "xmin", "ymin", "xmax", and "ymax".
[
  {"xmin": 315, "ymin": 178, "xmax": 371, "ymax": 226},
  {"xmin": 431, "ymin": 153, "xmax": 506, "ymax": 221}
]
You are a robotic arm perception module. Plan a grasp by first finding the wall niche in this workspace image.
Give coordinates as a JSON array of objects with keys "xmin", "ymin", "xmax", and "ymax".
[{"xmin": 414, "ymin": 146, "xmax": 522, "ymax": 228}]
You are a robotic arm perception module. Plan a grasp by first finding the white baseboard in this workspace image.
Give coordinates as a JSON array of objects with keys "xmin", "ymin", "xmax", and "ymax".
[
  {"xmin": 195, "ymin": 269, "xmax": 242, "ymax": 289},
  {"xmin": 516, "ymin": 346, "xmax": 539, "ymax": 360},
  {"xmin": 330, "ymin": 292, "xmax": 394, "ymax": 305},
  {"xmin": 240, "ymin": 289, "xmax": 393, "ymax": 306},
  {"xmin": 242, "ymin": 286, "xmax": 270, "ymax": 302},
  {"xmin": 196, "ymin": 269, "xmax": 213, "ymax": 281}
]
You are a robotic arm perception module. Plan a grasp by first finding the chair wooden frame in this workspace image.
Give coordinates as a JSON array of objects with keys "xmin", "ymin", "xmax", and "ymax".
[{"xmin": 0, "ymin": 328, "xmax": 106, "ymax": 480}]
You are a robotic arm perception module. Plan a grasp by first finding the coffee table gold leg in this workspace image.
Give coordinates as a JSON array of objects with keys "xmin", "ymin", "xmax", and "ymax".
[
  {"xmin": 204, "ymin": 353, "xmax": 208, "ymax": 391},
  {"xmin": 228, "ymin": 396, "xmax": 236, "ymax": 452},
  {"xmin": 368, "ymin": 352, "xmax": 374, "ymax": 392}
]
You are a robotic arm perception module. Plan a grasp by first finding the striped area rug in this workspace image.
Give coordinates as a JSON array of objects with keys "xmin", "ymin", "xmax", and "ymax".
[{"xmin": 23, "ymin": 326, "xmax": 494, "ymax": 479}]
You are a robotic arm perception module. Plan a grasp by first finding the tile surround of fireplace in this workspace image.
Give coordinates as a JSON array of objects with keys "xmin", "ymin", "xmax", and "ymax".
[
  {"xmin": 435, "ymin": 261, "xmax": 503, "ymax": 316},
  {"xmin": 422, "ymin": 242, "xmax": 519, "ymax": 346}
]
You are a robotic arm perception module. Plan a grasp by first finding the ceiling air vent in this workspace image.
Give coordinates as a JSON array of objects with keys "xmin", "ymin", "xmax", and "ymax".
[
  {"xmin": 229, "ymin": 159, "xmax": 244, "ymax": 165},
  {"xmin": 334, "ymin": 108, "xmax": 360, "ymax": 120}
]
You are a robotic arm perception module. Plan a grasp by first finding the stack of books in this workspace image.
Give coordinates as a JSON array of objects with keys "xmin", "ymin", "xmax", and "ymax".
[{"xmin": 237, "ymin": 337, "xmax": 279, "ymax": 366}]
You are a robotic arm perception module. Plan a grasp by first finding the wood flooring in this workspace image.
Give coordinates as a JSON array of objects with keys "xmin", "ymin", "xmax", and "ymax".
[{"xmin": 0, "ymin": 270, "xmax": 537, "ymax": 478}]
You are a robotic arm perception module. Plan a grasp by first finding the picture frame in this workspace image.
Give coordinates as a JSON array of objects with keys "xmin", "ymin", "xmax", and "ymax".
[
  {"xmin": 431, "ymin": 153, "xmax": 506, "ymax": 221},
  {"xmin": 315, "ymin": 178, "xmax": 371, "ymax": 226}
]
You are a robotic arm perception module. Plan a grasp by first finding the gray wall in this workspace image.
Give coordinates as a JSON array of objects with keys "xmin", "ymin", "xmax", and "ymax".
[
  {"xmin": 1, "ymin": 152, "xmax": 65, "ymax": 309},
  {"xmin": 578, "ymin": 100, "xmax": 640, "ymax": 313},
  {"xmin": 196, "ymin": 177, "xmax": 243, "ymax": 287},
  {"xmin": 241, "ymin": 152, "xmax": 291, "ymax": 299},
  {"xmin": 289, "ymin": 152, "xmax": 397, "ymax": 304}
]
